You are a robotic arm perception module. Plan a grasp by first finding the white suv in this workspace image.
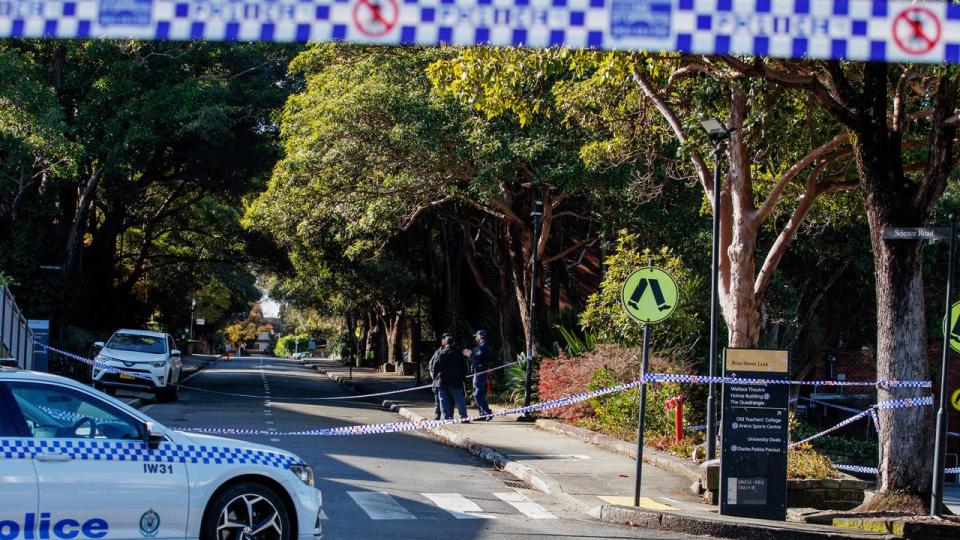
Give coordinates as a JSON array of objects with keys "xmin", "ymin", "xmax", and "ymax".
[{"xmin": 91, "ymin": 329, "xmax": 182, "ymax": 402}]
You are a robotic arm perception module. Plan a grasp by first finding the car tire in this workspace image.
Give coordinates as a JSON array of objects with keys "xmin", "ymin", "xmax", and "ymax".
[
  {"xmin": 201, "ymin": 482, "xmax": 291, "ymax": 540},
  {"xmin": 156, "ymin": 383, "xmax": 178, "ymax": 403}
]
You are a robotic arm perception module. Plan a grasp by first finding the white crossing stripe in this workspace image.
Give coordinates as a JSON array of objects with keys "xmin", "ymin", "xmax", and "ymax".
[
  {"xmin": 494, "ymin": 492, "xmax": 558, "ymax": 520},
  {"xmin": 422, "ymin": 493, "xmax": 496, "ymax": 519},
  {"xmin": 348, "ymin": 491, "xmax": 417, "ymax": 520}
]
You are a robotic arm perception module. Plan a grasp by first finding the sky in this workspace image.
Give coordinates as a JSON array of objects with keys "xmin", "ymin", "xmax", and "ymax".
[{"xmin": 260, "ymin": 294, "xmax": 280, "ymax": 318}]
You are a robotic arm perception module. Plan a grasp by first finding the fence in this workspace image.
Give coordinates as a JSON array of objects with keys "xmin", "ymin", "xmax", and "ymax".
[{"xmin": 0, "ymin": 285, "xmax": 34, "ymax": 369}]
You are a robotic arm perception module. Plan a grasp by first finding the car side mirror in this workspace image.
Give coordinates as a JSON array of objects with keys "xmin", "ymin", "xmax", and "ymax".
[
  {"xmin": 145, "ymin": 422, "xmax": 164, "ymax": 450},
  {"xmin": 171, "ymin": 349, "xmax": 181, "ymax": 357},
  {"xmin": 93, "ymin": 342, "xmax": 105, "ymax": 349}
]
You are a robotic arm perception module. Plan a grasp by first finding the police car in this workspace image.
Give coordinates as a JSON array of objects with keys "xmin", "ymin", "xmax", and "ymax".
[{"xmin": 0, "ymin": 369, "xmax": 323, "ymax": 540}]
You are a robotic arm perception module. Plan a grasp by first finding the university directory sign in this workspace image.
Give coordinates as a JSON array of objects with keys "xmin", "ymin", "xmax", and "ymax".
[
  {"xmin": 719, "ymin": 348, "xmax": 789, "ymax": 521},
  {"xmin": 0, "ymin": 0, "xmax": 958, "ymax": 64}
]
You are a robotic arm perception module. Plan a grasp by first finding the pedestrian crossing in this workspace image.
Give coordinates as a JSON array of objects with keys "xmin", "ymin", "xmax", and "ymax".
[{"xmin": 324, "ymin": 489, "xmax": 558, "ymax": 521}]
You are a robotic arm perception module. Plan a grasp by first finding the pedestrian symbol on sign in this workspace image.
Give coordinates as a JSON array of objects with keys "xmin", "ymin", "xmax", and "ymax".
[
  {"xmin": 952, "ymin": 388, "xmax": 960, "ymax": 412},
  {"xmin": 621, "ymin": 267, "xmax": 679, "ymax": 324}
]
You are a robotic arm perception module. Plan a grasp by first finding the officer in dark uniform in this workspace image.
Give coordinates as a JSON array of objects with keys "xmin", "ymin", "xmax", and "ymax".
[
  {"xmin": 427, "ymin": 333, "xmax": 452, "ymax": 420},
  {"xmin": 430, "ymin": 333, "xmax": 469, "ymax": 421},
  {"xmin": 463, "ymin": 329, "xmax": 494, "ymax": 420}
]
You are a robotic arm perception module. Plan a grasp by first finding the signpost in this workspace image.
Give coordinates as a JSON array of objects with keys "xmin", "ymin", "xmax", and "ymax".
[
  {"xmin": 720, "ymin": 348, "xmax": 789, "ymax": 521},
  {"xmin": 885, "ymin": 219, "xmax": 957, "ymax": 516},
  {"xmin": 621, "ymin": 264, "xmax": 678, "ymax": 507}
]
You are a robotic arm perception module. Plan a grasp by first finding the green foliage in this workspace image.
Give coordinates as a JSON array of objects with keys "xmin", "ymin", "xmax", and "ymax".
[
  {"xmin": 490, "ymin": 355, "xmax": 531, "ymax": 407},
  {"xmin": 555, "ymin": 325, "xmax": 597, "ymax": 356},
  {"xmin": 274, "ymin": 333, "xmax": 311, "ymax": 358},
  {"xmin": 580, "ymin": 230, "xmax": 704, "ymax": 359},
  {"xmin": 788, "ymin": 444, "xmax": 840, "ymax": 479},
  {"xmin": 586, "ymin": 366, "xmax": 685, "ymax": 441},
  {"xmin": 792, "ymin": 419, "xmax": 878, "ymax": 465}
]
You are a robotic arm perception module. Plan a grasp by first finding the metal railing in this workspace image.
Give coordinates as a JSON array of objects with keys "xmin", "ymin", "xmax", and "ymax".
[{"xmin": 0, "ymin": 285, "xmax": 34, "ymax": 369}]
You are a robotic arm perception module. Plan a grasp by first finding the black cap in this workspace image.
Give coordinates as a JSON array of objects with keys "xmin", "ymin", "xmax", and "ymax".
[
  {"xmin": 440, "ymin": 332, "xmax": 454, "ymax": 340},
  {"xmin": 473, "ymin": 329, "xmax": 487, "ymax": 338}
]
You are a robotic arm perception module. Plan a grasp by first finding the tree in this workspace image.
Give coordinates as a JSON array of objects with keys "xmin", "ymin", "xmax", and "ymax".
[
  {"xmin": 430, "ymin": 49, "xmax": 860, "ymax": 351},
  {"xmin": 718, "ymin": 58, "xmax": 959, "ymax": 504},
  {"xmin": 0, "ymin": 41, "xmax": 297, "ymax": 335},
  {"xmin": 249, "ymin": 45, "xmax": 611, "ymax": 362}
]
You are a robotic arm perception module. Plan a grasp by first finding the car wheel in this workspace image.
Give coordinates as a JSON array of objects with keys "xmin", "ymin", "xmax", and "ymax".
[
  {"xmin": 156, "ymin": 383, "xmax": 179, "ymax": 403},
  {"xmin": 201, "ymin": 482, "xmax": 291, "ymax": 540}
]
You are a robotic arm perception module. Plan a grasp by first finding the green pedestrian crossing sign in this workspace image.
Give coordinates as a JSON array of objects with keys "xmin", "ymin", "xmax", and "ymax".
[
  {"xmin": 950, "ymin": 301, "xmax": 960, "ymax": 354},
  {"xmin": 621, "ymin": 267, "xmax": 679, "ymax": 325}
]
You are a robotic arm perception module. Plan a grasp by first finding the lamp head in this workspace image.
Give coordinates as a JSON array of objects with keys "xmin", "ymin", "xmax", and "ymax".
[{"xmin": 700, "ymin": 118, "xmax": 732, "ymax": 142}]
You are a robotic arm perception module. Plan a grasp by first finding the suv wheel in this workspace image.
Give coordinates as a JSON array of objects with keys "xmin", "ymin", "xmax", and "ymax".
[
  {"xmin": 156, "ymin": 375, "xmax": 179, "ymax": 403},
  {"xmin": 201, "ymin": 482, "xmax": 290, "ymax": 540}
]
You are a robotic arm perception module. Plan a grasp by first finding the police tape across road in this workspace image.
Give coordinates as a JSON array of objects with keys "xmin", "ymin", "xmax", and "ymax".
[
  {"xmin": 180, "ymin": 389, "xmax": 935, "ymax": 439},
  {"xmin": 34, "ymin": 341, "xmax": 521, "ymax": 401},
  {"xmin": 35, "ymin": 342, "xmax": 933, "ymax": 403}
]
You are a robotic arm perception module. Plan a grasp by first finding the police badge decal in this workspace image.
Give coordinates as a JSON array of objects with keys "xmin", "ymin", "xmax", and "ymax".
[{"xmin": 139, "ymin": 509, "xmax": 160, "ymax": 537}]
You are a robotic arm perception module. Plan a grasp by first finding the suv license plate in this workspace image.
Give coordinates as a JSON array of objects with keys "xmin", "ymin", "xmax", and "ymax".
[{"xmin": 119, "ymin": 373, "xmax": 135, "ymax": 380}]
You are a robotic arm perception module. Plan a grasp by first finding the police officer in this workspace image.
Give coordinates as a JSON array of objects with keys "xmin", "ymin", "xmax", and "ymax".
[
  {"xmin": 429, "ymin": 333, "xmax": 469, "ymax": 421},
  {"xmin": 427, "ymin": 333, "xmax": 450, "ymax": 420},
  {"xmin": 463, "ymin": 329, "xmax": 494, "ymax": 420}
]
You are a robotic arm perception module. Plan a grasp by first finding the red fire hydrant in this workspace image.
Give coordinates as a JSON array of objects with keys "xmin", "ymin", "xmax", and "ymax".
[{"xmin": 664, "ymin": 395, "xmax": 686, "ymax": 443}]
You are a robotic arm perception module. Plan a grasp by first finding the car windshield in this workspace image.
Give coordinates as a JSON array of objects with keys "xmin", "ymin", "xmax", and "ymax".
[{"xmin": 106, "ymin": 333, "xmax": 167, "ymax": 354}]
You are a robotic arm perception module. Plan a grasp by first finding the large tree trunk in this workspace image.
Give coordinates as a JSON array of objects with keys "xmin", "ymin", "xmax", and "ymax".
[
  {"xmin": 64, "ymin": 166, "xmax": 103, "ymax": 276},
  {"xmin": 720, "ymin": 89, "xmax": 761, "ymax": 348},
  {"xmin": 869, "ymin": 227, "xmax": 932, "ymax": 494}
]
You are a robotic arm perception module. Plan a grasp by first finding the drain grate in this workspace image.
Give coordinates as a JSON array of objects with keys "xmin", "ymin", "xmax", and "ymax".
[{"xmin": 502, "ymin": 479, "xmax": 528, "ymax": 490}]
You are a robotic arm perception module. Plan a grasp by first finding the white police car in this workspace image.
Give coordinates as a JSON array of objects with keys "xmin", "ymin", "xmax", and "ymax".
[
  {"xmin": 0, "ymin": 369, "xmax": 322, "ymax": 540},
  {"xmin": 91, "ymin": 329, "xmax": 183, "ymax": 402}
]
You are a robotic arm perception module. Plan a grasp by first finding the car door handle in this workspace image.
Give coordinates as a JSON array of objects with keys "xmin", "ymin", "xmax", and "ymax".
[{"xmin": 35, "ymin": 453, "xmax": 73, "ymax": 463}]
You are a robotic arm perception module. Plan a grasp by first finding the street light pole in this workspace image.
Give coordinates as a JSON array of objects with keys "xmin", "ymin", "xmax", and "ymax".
[
  {"xmin": 931, "ymin": 215, "xmax": 957, "ymax": 516},
  {"xmin": 700, "ymin": 118, "xmax": 732, "ymax": 461},
  {"xmin": 189, "ymin": 298, "xmax": 196, "ymax": 354},
  {"xmin": 521, "ymin": 194, "xmax": 544, "ymax": 415}
]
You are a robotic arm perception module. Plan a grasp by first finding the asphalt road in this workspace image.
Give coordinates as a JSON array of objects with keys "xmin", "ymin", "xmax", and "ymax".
[{"xmin": 143, "ymin": 355, "xmax": 703, "ymax": 540}]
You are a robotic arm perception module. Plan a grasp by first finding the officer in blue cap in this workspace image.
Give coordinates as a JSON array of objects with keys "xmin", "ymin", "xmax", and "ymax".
[{"xmin": 463, "ymin": 329, "xmax": 494, "ymax": 420}]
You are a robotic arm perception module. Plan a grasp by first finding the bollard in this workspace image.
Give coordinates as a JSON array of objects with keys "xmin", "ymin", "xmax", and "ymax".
[{"xmin": 664, "ymin": 395, "xmax": 685, "ymax": 443}]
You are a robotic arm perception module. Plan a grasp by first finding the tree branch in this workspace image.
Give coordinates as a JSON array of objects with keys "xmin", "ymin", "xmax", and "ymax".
[
  {"xmin": 753, "ymin": 132, "xmax": 850, "ymax": 225},
  {"xmin": 631, "ymin": 68, "xmax": 713, "ymax": 197}
]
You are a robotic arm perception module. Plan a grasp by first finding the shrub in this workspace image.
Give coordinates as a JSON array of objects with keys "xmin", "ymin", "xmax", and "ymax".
[
  {"xmin": 788, "ymin": 444, "xmax": 840, "ymax": 479},
  {"xmin": 538, "ymin": 344, "xmax": 700, "ymax": 442},
  {"xmin": 579, "ymin": 231, "xmax": 705, "ymax": 359},
  {"xmin": 274, "ymin": 333, "xmax": 310, "ymax": 357}
]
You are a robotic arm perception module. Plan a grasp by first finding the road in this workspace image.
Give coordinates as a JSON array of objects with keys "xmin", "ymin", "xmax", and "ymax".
[{"xmin": 143, "ymin": 355, "xmax": 701, "ymax": 540}]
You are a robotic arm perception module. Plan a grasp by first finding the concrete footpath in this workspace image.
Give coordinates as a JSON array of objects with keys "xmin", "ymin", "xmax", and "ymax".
[{"xmin": 310, "ymin": 358, "xmax": 893, "ymax": 540}]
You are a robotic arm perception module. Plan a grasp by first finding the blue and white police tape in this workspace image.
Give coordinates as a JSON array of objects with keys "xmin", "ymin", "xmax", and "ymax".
[
  {"xmin": 834, "ymin": 464, "xmax": 960, "ymax": 475},
  {"xmin": 833, "ymin": 464, "xmax": 879, "ymax": 474},
  {"xmin": 700, "ymin": 394, "xmax": 934, "ymax": 467},
  {"xmin": 646, "ymin": 373, "xmax": 931, "ymax": 388},
  {"xmin": 179, "ymin": 378, "xmax": 647, "ymax": 437},
  {"xmin": 175, "ymin": 359, "xmax": 523, "ymax": 401},
  {"xmin": 38, "ymin": 341, "xmax": 156, "ymax": 382},
  {"xmin": 789, "ymin": 395, "xmax": 934, "ymax": 448},
  {"xmin": 35, "ymin": 340, "xmax": 523, "ymax": 402}
]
